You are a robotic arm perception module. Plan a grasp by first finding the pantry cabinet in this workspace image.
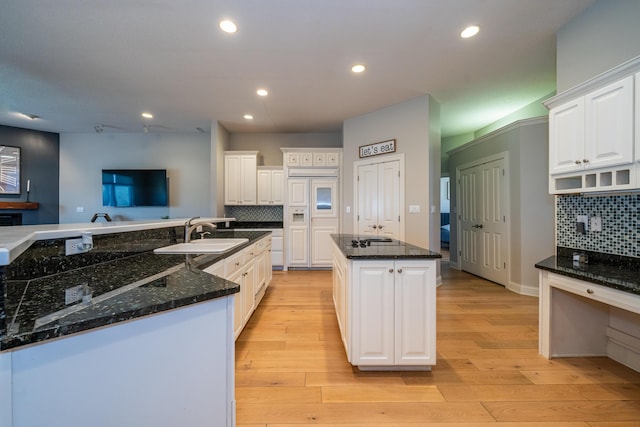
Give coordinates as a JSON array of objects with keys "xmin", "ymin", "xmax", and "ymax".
[{"xmin": 224, "ymin": 151, "xmax": 257, "ymax": 205}]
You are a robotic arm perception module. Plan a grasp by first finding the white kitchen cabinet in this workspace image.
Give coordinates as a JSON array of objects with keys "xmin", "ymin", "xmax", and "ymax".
[
  {"xmin": 549, "ymin": 76, "xmax": 633, "ymax": 175},
  {"xmin": 287, "ymin": 178, "xmax": 309, "ymax": 206},
  {"xmin": 257, "ymin": 167, "xmax": 283, "ymax": 205},
  {"xmin": 332, "ymin": 249, "xmax": 349, "ymax": 356},
  {"xmin": 546, "ymin": 72, "xmax": 637, "ymax": 194},
  {"xmin": 287, "ymin": 225, "xmax": 308, "ymax": 266},
  {"xmin": 584, "ymin": 75, "xmax": 634, "ymax": 169},
  {"xmin": 332, "ymin": 242, "xmax": 436, "ymax": 369},
  {"xmin": 356, "ymin": 160, "xmax": 401, "ymax": 238},
  {"xmin": 549, "ymin": 98, "xmax": 585, "ymax": 175},
  {"xmin": 223, "ymin": 236, "xmax": 274, "ymax": 340},
  {"xmin": 311, "ymin": 222, "xmax": 337, "ymax": 267},
  {"xmin": 636, "ymin": 72, "xmax": 640, "ymax": 167},
  {"xmin": 224, "ymin": 151, "xmax": 257, "ymax": 205},
  {"xmin": 270, "ymin": 229, "xmax": 284, "ymax": 267}
]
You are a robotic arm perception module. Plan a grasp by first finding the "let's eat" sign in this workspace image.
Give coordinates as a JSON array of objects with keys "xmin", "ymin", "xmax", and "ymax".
[{"xmin": 359, "ymin": 139, "xmax": 396, "ymax": 158}]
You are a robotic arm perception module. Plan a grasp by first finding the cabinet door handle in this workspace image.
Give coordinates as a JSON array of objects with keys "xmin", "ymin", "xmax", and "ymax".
[
  {"xmin": 378, "ymin": 225, "xmax": 384, "ymax": 229},
  {"xmin": 583, "ymin": 159, "xmax": 590, "ymax": 163},
  {"xmin": 575, "ymin": 160, "xmax": 582, "ymax": 164},
  {"xmin": 235, "ymin": 261, "xmax": 240, "ymax": 266},
  {"xmin": 371, "ymin": 225, "xmax": 378, "ymax": 229},
  {"xmin": 587, "ymin": 288, "xmax": 594, "ymax": 294},
  {"xmin": 397, "ymin": 268, "xmax": 403, "ymax": 273},
  {"xmin": 389, "ymin": 268, "xmax": 394, "ymax": 273}
]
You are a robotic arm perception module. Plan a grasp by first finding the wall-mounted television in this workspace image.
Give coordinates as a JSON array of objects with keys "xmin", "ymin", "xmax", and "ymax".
[{"xmin": 102, "ymin": 169, "xmax": 168, "ymax": 207}]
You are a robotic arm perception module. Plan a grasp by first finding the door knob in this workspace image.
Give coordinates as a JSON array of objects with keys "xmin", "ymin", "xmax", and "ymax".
[
  {"xmin": 472, "ymin": 224, "xmax": 484, "ymax": 229},
  {"xmin": 388, "ymin": 268, "xmax": 394, "ymax": 273},
  {"xmin": 397, "ymin": 268, "xmax": 403, "ymax": 273},
  {"xmin": 371, "ymin": 225, "xmax": 377, "ymax": 229},
  {"xmin": 378, "ymin": 225, "xmax": 384, "ymax": 229}
]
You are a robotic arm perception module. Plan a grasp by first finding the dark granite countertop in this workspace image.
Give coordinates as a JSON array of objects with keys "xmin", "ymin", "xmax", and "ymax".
[
  {"xmin": 535, "ymin": 248, "xmax": 640, "ymax": 296},
  {"xmin": 1, "ymin": 230, "xmax": 271, "ymax": 351},
  {"xmin": 332, "ymin": 234, "xmax": 441, "ymax": 260}
]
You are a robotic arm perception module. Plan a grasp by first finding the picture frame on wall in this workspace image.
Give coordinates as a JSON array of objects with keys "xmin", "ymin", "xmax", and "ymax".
[{"xmin": 0, "ymin": 145, "xmax": 21, "ymax": 194}]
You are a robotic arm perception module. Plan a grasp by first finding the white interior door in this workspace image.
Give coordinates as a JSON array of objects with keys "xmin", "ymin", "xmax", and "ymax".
[
  {"xmin": 357, "ymin": 160, "xmax": 400, "ymax": 239},
  {"xmin": 459, "ymin": 156, "xmax": 508, "ymax": 286}
]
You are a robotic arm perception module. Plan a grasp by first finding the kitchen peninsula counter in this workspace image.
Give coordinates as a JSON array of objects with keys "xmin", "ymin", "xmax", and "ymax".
[
  {"xmin": 331, "ymin": 234, "xmax": 440, "ymax": 371},
  {"xmin": 0, "ymin": 220, "xmax": 270, "ymax": 427}
]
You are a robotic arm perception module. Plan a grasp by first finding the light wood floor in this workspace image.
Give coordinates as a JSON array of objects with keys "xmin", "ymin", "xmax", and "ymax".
[{"xmin": 235, "ymin": 265, "xmax": 640, "ymax": 426}]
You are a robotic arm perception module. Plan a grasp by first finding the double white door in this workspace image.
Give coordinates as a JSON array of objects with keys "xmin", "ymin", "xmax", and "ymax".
[
  {"xmin": 458, "ymin": 156, "xmax": 508, "ymax": 285},
  {"xmin": 356, "ymin": 160, "xmax": 400, "ymax": 238}
]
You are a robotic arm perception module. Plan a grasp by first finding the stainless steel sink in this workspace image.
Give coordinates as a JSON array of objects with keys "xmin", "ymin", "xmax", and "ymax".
[{"xmin": 153, "ymin": 238, "xmax": 249, "ymax": 254}]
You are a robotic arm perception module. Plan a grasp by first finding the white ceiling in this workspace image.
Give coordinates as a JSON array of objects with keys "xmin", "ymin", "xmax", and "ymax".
[{"xmin": 0, "ymin": 0, "xmax": 594, "ymax": 137}]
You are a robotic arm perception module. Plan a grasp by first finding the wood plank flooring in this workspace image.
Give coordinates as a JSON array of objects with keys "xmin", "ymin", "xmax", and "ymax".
[{"xmin": 235, "ymin": 265, "xmax": 640, "ymax": 426}]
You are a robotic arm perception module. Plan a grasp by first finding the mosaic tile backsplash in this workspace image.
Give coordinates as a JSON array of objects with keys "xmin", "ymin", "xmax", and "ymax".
[
  {"xmin": 556, "ymin": 194, "xmax": 639, "ymax": 258},
  {"xmin": 225, "ymin": 205, "xmax": 283, "ymax": 222}
]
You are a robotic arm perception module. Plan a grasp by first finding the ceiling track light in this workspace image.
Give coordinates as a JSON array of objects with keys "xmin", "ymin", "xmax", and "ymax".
[{"xmin": 94, "ymin": 125, "xmax": 104, "ymax": 133}]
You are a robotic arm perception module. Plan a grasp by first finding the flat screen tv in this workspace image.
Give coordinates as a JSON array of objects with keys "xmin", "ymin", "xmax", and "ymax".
[{"xmin": 102, "ymin": 169, "xmax": 168, "ymax": 207}]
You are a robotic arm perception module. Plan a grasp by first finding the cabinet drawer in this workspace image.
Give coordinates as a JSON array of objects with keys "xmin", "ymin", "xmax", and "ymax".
[
  {"xmin": 243, "ymin": 244, "xmax": 257, "ymax": 264},
  {"xmin": 547, "ymin": 272, "xmax": 640, "ymax": 315},
  {"xmin": 271, "ymin": 236, "xmax": 283, "ymax": 251},
  {"xmin": 224, "ymin": 251, "xmax": 244, "ymax": 277}
]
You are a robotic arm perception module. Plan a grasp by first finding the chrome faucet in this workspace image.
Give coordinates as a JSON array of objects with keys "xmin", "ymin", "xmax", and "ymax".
[{"xmin": 184, "ymin": 217, "xmax": 217, "ymax": 242}]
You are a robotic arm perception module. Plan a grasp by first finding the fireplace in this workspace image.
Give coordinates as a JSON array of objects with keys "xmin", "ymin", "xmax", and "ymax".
[{"xmin": 0, "ymin": 213, "xmax": 22, "ymax": 226}]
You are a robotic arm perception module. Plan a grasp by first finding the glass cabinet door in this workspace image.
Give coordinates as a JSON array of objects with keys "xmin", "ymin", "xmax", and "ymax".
[{"xmin": 311, "ymin": 179, "xmax": 337, "ymax": 217}]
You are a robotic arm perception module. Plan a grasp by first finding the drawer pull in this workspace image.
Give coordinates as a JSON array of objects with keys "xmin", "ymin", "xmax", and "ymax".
[
  {"xmin": 587, "ymin": 288, "xmax": 594, "ymax": 294},
  {"xmin": 388, "ymin": 268, "xmax": 394, "ymax": 273},
  {"xmin": 397, "ymin": 268, "xmax": 403, "ymax": 273}
]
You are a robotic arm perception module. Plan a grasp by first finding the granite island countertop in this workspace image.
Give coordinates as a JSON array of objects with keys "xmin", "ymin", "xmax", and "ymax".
[
  {"xmin": 331, "ymin": 234, "xmax": 441, "ymax": 260},
  {"xmin": 1, "ymin": 229, "xmax": 270, "ymax": 351},
  {"xmin": 535, "ymin": 248, "xmax": 640, "ymax": 296}
]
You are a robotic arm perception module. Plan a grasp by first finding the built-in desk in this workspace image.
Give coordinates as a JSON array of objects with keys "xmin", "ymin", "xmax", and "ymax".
[{"xmin": 536, "ymin": 251, "xmax": 640, "ymax": 373}]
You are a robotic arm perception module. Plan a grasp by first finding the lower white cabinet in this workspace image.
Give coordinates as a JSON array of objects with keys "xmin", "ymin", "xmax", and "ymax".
[
  {"xmin": 332, "ymin": 243, "xmax": 437, "ymax": 369},
  {"xmin": 220, "ymin": 235, "xmax": 272, "ymax": 340}
]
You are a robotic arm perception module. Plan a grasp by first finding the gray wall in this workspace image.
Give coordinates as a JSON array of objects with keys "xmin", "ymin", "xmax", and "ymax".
[
  {"xmin": 0, "ymin": 125, "xmax": 59, "ymax": 224},
  {"xmin": 342, "ymin": 95, "xmax": 439, "ymax": 250},
  {"xmin": 59, "ymin": 132, "xmax": 211, "ymax": 223},
  {"xmin": 557, "ymin": 0, "xmax": 640, "ymax": 91},
  {"xmin": 448, "ymin": 119, "xmax": 554, "ymax": 294},
  {"xmin": 229, "ymin": 132, "xmax": 342, "ymax": 166}
]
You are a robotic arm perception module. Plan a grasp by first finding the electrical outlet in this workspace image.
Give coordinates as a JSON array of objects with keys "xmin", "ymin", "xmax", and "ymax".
[
  {"xmin": 590, "ymin": 216, "xmax": 602, "ymax": 232},
  {"xmin": 65, "ymin": 285, "xmax": 85, "ymax": 305},
  {"xmin": 576, "ymin": 215, "xmax": 589, "ymax": 231},
  {"xmin": 65, "ymin": 238, "xmax": 91, "ymax": 255}
]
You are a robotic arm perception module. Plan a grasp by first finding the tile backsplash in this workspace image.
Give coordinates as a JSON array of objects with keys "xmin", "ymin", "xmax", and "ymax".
[
  {"xmin": 225, "ymin": 205, "xmax": 283, "ymax": 222},
  {"xmin": 556, "ymin": 194, "xmax": 639, "ymax": 258}
]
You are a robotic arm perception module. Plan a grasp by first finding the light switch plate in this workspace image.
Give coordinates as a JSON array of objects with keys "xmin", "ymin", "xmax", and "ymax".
[
  {"xmin": 576, "ymin": 215, "xmax": 588, "ymax": 231},
  {"xmin": 409, "ymin": 205, "xmax": 420, "ymax": 213}
]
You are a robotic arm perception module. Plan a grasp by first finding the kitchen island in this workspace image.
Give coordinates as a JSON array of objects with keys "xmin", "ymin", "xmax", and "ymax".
[
  {"xmin": 0, "ymin": 219, "xmax": 271, "ymax": 427},
  {"xmin": 331, "ymin": 234, "xmax": 441, "ymax": 370},
  {"xmin": 536, "ymin": 248, "xmax": 640, "ymax": 373}
]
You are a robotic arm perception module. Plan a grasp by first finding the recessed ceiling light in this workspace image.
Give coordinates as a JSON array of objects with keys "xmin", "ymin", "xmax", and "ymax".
[
  {"xmin": 219, "ymin": 19, "xmax": 237, "ymax": 33},
  {"xmin": 244, "ymin": 114, "xmax": 254, "ymax": 120},
  {"xmin": 351, "ymin": 64, "xmax": 366, "ymax": 73},
  {"xmin": 256, "ymin": 89, "xmax": 268, "ymax": 97},
  {"xmin": 141, "ymin": 112, "xmax": 153, "ymax": 119},
  {"xmin": 460, "ymin": 25, "xmax": 479, "ymax": 38}
]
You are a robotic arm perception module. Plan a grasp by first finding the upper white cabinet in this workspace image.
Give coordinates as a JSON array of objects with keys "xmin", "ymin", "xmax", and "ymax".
[
  {"xmin": 224, "ymin": 151, "xmax": 257, "ymax": 205},
  {"xmin": 545, "ymin": 58, "xmax": 640, "ymax": 194},
  {"xmin": 285, "ymin": 150, "xmax": 340, "ymax": 168},
  {"xmin": 549, "ymin": 76, "xmax": 633, "ymax": 175},
  {"xmin": 584, "ymin": 75, "xmax": 634, "ymax": 169},
  {"xmin": 549, "ymin": 98, "xmax": 585, "ymax": 175},
  {"xmin": 257, "ymin": 167, "xmax": 283, "ymax": 205},
  {"xmin": 636, "ymin": 72, "xmax": 640, "ymax": 165}
]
